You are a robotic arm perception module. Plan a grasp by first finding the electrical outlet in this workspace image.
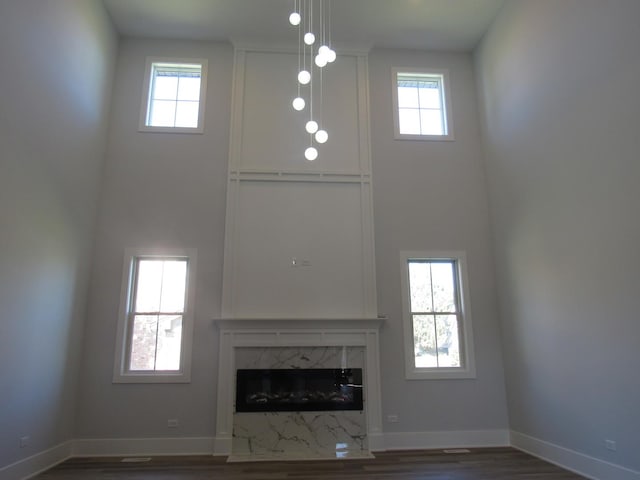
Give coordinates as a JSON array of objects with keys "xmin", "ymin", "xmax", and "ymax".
[
  {"xmin": 167, "ymin": 419, "xmax": 179, "ymax": 428},
  {"xmin": 387, "ymin": 414, "xmax": 399, "ymax": 423},
  {"xmin": 604, "ymin": 439, "xmax": 617, "ymax": 451},
  {"xmin": 19, "ymin": 436, "xmax": 29, "ymax": 448}
]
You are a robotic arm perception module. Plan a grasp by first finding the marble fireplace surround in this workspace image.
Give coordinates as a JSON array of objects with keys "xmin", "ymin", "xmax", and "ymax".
[{"xmin": 213, "ymin": 319, "xmax": 384, "ymax": 459}]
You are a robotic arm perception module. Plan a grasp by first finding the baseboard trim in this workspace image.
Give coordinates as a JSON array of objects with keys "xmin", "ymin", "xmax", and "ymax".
[
  {"xmin": 9, "ymin": 430, "xmax": 635, "ymax": 480},
  {"xmin": 382, "ymin": 429, "xmax": 509, "ymax": 451},
  {"xmin": 0, "ymin": 441, "xmax": 72, "ymax": 480},
  {"xmin": 212, "ymin": 436, "xmax": 231, "ymax": 456},
  {"xmin": 72, "ymin": 437, "xmax": 215, "ymax": 457},
  {"xmin": 510, "ymin": 430, "xmax": 640, "ymax": 480}
]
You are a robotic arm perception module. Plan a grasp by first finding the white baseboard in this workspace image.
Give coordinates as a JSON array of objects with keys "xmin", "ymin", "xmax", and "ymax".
[
  {"xmin": 212, "ymin": 436, "xmax": 231, "ymax": 456},
  {"xmin": 9, "ymin": 430, "xmax": 635, "ymax": 480},
  {"xmin": 72, "ymin": 437, "xmax": 214, "ymax": 457},
  {"xmin": 510, "ymin": 430, "xmax": 640, "ymax": 480},
  {"xmin": 382, "ymin": 429, "xmax": 509, "ymax": 451},
  {"xmin": 0, "ymin": 441, "xmax": 72, "ymax": 480}
]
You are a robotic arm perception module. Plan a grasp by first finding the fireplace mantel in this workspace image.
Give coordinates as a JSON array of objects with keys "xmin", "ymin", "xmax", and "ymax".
[
  {"xmin": 214, "ymin": 317, "xmax": 385, "ymax": 330},
  {"xmin": 213, "ymin": 318, "xmax": 385, "ymax": 458}
]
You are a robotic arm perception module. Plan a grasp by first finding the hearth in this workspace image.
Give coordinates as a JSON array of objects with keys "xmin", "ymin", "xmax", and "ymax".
[{"xmin": 236, "ymin": 368, "xmax": 363, "ymax": 413}]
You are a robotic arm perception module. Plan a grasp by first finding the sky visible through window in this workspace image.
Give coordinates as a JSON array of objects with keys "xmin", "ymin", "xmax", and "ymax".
[
  {"xmin": 148, "ymin": 64, "xmax": 201, "ymax": 128},
  {"xmin": 397, "ymin": 74, "xmax": 445, "ymax": 135}
]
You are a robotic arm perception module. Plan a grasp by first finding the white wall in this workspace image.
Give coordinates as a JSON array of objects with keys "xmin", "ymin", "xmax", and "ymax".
[
  {"xmin": 75, "ymin": 38, "xmax": 233, "ymax": 439},
  {"xmin": 475, "ymin": 0, "xmax": 640, "ymax": 473},
  {"xmin": 0, "ymin": 0, "xmax": 117, "ymax": 470},
  {"xmin": 369, "ymin": 49, "xmax": 509, "ymax": 436}
]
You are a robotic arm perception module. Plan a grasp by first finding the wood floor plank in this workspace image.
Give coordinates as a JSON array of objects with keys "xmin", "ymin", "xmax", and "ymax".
[{"xmin": 35, "ymin": 448, "xmax": 586, "ymax": 479}]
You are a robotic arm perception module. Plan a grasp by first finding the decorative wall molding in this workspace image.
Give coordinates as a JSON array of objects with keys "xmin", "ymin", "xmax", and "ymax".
[
  {"xmin": 222, "ymin": 48, "xmax": 376, "ymax": 320},
  {"xmin": 510, "ymin": 431, "xmax": 640, "ymax": 480},
  {"xmin": 0, "ymin": 440, "xmax": 71, "ymax": 480}
]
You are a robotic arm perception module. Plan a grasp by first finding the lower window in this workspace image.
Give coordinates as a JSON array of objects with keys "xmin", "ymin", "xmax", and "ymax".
[
  {"xmin": 113, "ymin": 248, "xmax": 197, "ymax": 383},
  {"xmin": 400, "ymin": 251, "xmax": 475, "ymax": 379}
]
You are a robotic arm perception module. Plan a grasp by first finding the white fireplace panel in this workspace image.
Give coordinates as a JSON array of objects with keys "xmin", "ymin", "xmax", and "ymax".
[
  {"xmin": 231, "ymin": 181, "xmax": 365, "ymax": 318},
  {"xmin": 237, "ymin": 51, "xmax": 361, "ymax": 174}
]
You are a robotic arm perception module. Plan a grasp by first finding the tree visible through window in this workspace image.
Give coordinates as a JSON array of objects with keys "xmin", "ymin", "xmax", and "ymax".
[
  {"xmin": 408, "ymin": 260, "xmax": 460, "ymax": 368},
  {"xmin": 400, "ymin": 251, "xmax": 475, "ymax": 379},
  {"xmin": 128, "ymin": 258, "xmax": 188, "ymax": 371}
]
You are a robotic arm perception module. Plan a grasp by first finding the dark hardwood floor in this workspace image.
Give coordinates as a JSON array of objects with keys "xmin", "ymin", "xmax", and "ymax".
[{"xmin": 36, "ymin": 447, "xmax": 585, "ymax": 479}]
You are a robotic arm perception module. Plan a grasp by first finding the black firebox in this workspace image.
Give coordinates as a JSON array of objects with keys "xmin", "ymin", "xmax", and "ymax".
[{"xmin": 235, "ymin": 368, "xmax": 363, "ymax": 413}]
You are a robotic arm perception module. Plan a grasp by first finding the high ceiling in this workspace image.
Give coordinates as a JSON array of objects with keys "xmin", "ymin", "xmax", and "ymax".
[{"xmin": 102, "ymin": 0, "xmax": 505, "ymax": 52}]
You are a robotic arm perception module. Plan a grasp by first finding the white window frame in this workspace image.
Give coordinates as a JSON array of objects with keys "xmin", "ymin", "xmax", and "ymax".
[
  {"xmin": 138, "ymin": 57, "xmax": 208, "ymax": 134},
  {"xmin": 392, "ymin": 67, "xmax": 454, "ymax": 141},
  {"xmin": 113, "ymin": 248, "xmax": 197, "ymax": 383},
  {"xmin": 400, "ymin": 251, "xmax": 475, "ymax": 380}
]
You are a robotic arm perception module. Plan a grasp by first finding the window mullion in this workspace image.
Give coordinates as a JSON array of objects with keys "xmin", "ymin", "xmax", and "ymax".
[
  {"xmin": 415, "ymin": 85, "xmax": 423, "ymax": 134},
  {"xmin": 172, "ymin": 75, "xmax": 181, "ymax": 127}
]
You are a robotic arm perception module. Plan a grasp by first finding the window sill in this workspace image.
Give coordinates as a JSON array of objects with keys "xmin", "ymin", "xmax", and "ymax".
[
  {"xmin": 113, "ymin": 372, "xmax": 191, "ymax": 384},
  {"xmin": 405, "ymin": 367, "xmax": 476, "ymax": 380},
  {"xmin": 394, "ymin": 133, "xmax": 455, "ymax": 142},
  {"xmin": 138, "ymin": 125, "xmax": 204, "ymax": 134}
]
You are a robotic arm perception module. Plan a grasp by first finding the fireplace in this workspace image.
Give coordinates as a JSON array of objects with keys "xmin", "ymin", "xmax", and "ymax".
[
  {"xmin": 214, "ymin": 319, "xmax": 384, "ymax": 458},
  {"xmin": 236, "ymin": 368, "xmax": 363, "ymax": 412}
]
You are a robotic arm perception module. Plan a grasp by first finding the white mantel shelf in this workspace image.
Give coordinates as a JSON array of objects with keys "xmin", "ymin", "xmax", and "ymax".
[{"xmin": 213, "ymin": 317, "xmax": 386, "ymax": 330}]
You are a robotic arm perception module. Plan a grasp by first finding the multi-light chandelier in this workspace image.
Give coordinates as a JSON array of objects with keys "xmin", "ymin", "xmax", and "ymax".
[{"xmin": 288, "ymin": 0, "xmax": 336, "ymax": 161}]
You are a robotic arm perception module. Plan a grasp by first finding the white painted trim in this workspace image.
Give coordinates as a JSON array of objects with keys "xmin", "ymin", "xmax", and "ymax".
[
  {"xmin": 382, "ymin": 429, "xmax": 509, "ymax": 451},
  {"xmin": 72, "ymin": 437, "xmax": 214, "ymax": 457},
  {"xmin": 391, "ymin": 67, "xmax": 455, "ymax": 141},
  {"xmin": 230, "ymin": 42, "xmax": 371, "ymax": 57},
  {"xmin": 138, "ymin": 57, "xmax": 208, "ymax": 134},
  {"xmin": 112, "ymin": 248, "xmax": 198, "ymax": 384},
  {"xmin": 213, "ymin": 436, "xmax": 232, "ymax": 457},
  {"xmin": 399, "ymin": 250, "xmax": 477, "ymax": 380},
  {"xmin": 510, "ymin": 431, "xmax": 640, "ymax": 480},
  {"xmin": 222, "ymin": 48, "xmax": 377, "ymax": 320},
  {"xmin": 0, "ymin": 440, "xmax": 71, "ymax": 480}
]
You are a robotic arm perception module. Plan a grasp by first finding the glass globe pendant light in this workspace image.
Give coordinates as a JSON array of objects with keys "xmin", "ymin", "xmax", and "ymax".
[
  {"xmin": 289, "ymin": 11, "xmax": 301, "ymax": 25},
  {"xmin": 305, "ymin": 146, "xmax": 318, "ymax": 161},
  {"xmin": 315, "ymin": 129, "xmax": 328, "ymax": 143},
  {"xmin": 304, "ymin": 32, "xmax": 315, "ymax": 45},
  {"xmin": 297, "ymin": 69, "xmax": 311, "ymax": 85},
  {"xmin": 305, "ymin": 120, "xmax": 318, "ymax": 134},
  {"xmin": 292, "ymin": 97, "xmax": 305, "ymax": 111}
]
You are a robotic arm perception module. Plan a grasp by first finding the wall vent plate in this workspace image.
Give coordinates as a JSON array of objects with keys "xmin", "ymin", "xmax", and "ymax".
[
  {"xmin": 443, "ymin": 449, "xmax": 471, "ymax": 454},
  {"xmin": 121, "ymin": 458, "xmax": 152, "ymax": 463}
]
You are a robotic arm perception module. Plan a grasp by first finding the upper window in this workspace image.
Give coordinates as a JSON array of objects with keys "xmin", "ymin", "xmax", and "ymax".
[
  {"xmin": 400, "ymin": 251, "xmax": 475, "ymax": 379},
  {"xmin": 139, "ymin": 57, "xmax": 208, "ymax": 133},
  {"xmin": 113, "ymin": 248, "xmax": 197, "ymax": 383},
  {"xmin": 392, "ymin": 68, "xmax": 453, "ymax": 141}
]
